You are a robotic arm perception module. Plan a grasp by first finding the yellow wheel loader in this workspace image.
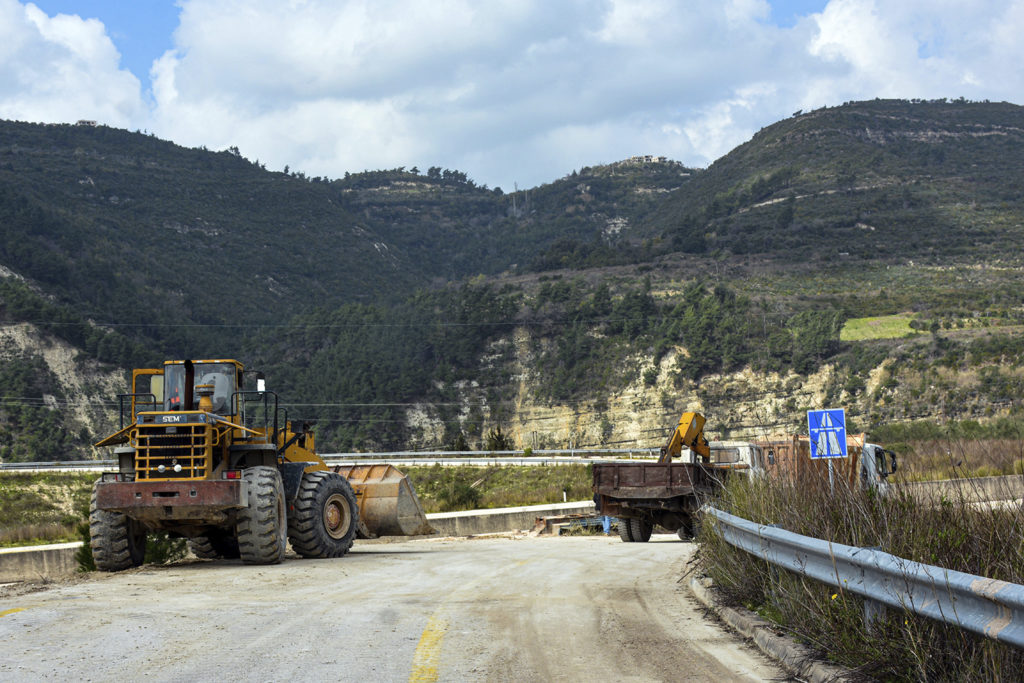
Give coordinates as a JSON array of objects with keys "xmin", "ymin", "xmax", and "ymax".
[{"xmin": 90, "ymin": 359, "xmax": 432, "ymax": 570}]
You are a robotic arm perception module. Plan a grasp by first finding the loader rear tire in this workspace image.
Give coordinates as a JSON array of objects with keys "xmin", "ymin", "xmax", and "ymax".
[
  {"xmin": 236, "ymin": 467, "xmax": 287, "ymax": 565},
  {"xmin": 189, "ymin": 532, "xmax": 240, "ymax": 560},
  {"xmin": 628, "ymin": 518, "xmax": 653, "ymax": 543},
  {"xmin": 288, "ymin": 471, "xmax": 358, "ymax": 559},
  {"xmin": 90, "ymin": 483, "xmax": 146, "ymax": 571},
  {"xmin": 618, "ymin": 517, "xmax": 635, "ymax": 542}
]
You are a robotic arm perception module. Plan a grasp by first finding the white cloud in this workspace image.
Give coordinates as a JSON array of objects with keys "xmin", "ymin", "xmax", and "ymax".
[
  {"xmin": 0, "ymin": 0, "xmax": 144, "ymax": 125},
  {"xmin": 3, "ymin": 0, "xmax": 1024, "ymax": 188},
  {"xmin": 149, "ymin": 0, "xmax": 801, "ymax": 186}
]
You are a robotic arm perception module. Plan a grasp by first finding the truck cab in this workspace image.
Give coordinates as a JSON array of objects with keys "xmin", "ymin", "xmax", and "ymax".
[
  {"xmin": 681, "ymin": 440, "xmax": 766, "ymax": 474},
  {"xmin": 859, "ymin": 442, "xmax": 898, "ymax": 494}
]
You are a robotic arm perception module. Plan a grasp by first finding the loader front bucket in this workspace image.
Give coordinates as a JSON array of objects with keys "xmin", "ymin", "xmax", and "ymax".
[{"xmin": 334, "ymin": 464, "xmax": 434, "ymax": 537}]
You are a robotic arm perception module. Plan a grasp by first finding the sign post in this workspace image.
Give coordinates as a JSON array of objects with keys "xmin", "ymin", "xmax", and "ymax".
[{"xmin": 807, "ymin": 408, "xmax": 848, "ymax": 495}]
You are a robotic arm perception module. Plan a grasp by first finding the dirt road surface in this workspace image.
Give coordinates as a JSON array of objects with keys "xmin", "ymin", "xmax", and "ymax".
[{"xmin": 0, "ymin": 534, "xmax": 787, "ymax": 682}]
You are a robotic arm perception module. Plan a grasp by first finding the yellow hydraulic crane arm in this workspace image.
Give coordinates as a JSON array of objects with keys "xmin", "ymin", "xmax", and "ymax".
[{"xmin": 658, "ymin": 411, "xmax": 710, "ymax": 464}]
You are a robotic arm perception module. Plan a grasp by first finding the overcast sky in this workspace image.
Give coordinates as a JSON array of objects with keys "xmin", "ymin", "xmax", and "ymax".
[{"xmin": 3, "ymin": 1, "xmax": 1023, "ymax": 190}]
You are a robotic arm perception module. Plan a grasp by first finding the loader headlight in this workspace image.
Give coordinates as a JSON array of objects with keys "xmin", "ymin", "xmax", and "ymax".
[
  {"xmin": 157, "ymin": 464, "xmax": 166, "ymax": 473},
  {"xmin": 173, "ymin": 464, "xmax": 182, "ymax": 473}
]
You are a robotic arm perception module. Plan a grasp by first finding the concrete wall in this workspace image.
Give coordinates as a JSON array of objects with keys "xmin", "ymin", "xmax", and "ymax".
[
  {"xmin": 0, "ymin": 501, "xmax": 597, "ymax": 583},
  {"xmin": 898, "ymin": 475, "xmax": 1024, "ymax": 503},
  {"xmin": 0, "ymin": 542, "xmax": 81, "ymax": 583},
  {"xmin": 426, "ymin": 500, "xmax": 595, "ymax": 537}
]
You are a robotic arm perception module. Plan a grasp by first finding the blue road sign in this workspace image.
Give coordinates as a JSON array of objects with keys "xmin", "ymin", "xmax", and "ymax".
[{"xmin": 808, "ymin": 409, "xmax": 848, "ymax": 459}]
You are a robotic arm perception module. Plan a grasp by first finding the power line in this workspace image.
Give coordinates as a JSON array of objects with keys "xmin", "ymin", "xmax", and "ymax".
[{"xmin": 5, "ymin": 314, "xmax": 697, "ymax": 331}]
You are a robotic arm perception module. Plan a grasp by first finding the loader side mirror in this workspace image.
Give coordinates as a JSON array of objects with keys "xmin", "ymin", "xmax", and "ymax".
[{"xmin": 255, "ymin": 371, "xmax": 266, "ymax": 393}]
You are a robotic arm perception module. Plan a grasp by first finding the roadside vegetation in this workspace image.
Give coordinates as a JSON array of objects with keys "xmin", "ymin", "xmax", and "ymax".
[
  {"xmin": 1, "ymin": 465, "xmax": 593, "ymax": 549},
  {"xmin": 698, "ymin": 469, "xmax": 1024, "ymax": 680},
  {"xmin": 872, "ymin": 417, "xmax": 1024, "ymax": 480},
  {"xmin": 392, "ymin": 464, "xmax": 591, "ymax": 513},
  {"xmin": 0, "ymin": 472, "xmax": 94, "ymax": 546}
]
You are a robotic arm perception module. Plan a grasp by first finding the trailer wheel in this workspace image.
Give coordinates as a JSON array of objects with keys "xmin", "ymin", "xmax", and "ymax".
[
  {"xmin": 628, "ymin": 518, "xmax": 653, "ymax": 543},
  {"xmin": 617, "ymin": 517, "xmax": 635, "ymax": 542},
  {"xmin": 189, "ymin": 532, "xmax": 240, "ymax": 560},
  {"xmin": 89, "ymin": 483, "xmax": 146, "ymax": 571},
  {"xmin": 288, "ymin": 471, "xmax": 358, "ymax": 559},
  {"xmin": 236, "ymin": 466, "xmax": 287, "ymax": 565}
]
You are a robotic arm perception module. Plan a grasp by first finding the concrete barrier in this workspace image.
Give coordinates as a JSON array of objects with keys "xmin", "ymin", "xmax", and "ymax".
[
  {"xmin": 0, "ymin": 542, "xmax": 82, "ymax": 583},
  {"xmin": 426, "ymin": 500, "xmax": 595, "ymax": 537},
  {"xmin": 0, "ymin": 501, "xmax": 598, "ymax": 583},
  {"xmin": 898, "ymin": 475, "xmax": 1024, "ymax": 503}
]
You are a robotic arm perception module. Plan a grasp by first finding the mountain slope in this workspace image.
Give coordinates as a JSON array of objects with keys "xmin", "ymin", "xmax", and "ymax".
[
  {"xmin": 651, "ymin": 99, "xmax": 1024, "ymax": 262},
  {"xmin": 0, "ymin": 122, "xmax": 422, "ymax": 332},
  {"xmin": 4, "ymin": 99, "xmax": 1024, "ymax": 458}
]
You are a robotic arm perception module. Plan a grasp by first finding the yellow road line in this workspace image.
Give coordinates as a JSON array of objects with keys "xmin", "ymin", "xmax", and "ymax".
[
  {"xmin": 0, "ymin": 608, "xmax": 26, "ymax": 618},
  {"xmin": 409, "ymin": 613, "xmax": 448, "ymax": 683}
]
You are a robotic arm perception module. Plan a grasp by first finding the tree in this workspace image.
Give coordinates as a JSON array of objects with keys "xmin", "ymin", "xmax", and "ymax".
[{"xmin": 484, "ymin": 426, "xmax": 514, "ymax": 451}]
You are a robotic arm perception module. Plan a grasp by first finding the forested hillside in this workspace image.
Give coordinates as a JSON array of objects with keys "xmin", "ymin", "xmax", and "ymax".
[
  {"xmin": 2, "ymin": 99, "xmax": 1024, "ymax": 459},
  {"xmin": 652, "ymin": 99, "xmax": 1024, "ymax": 261}
]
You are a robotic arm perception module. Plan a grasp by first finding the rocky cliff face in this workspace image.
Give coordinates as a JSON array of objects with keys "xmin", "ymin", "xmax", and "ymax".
[
  {"xmin": 0, "ymin": 323, "xmax": 123, "ymax": 461},
  {"xmin": 397, "ymin": 325, "xmax": 888, "ymax": 451}
]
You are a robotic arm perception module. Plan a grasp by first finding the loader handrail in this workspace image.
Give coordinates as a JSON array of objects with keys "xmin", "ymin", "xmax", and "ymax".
[
  {"xmin": 232, "ymin": 390, "xmax": 279, "ymax": 443},
  {"xmin": 117, "ymin": 392, "xmax": 157, "ymax": 429}
]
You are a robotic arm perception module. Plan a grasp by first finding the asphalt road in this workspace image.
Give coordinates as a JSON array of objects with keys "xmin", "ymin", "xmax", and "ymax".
[{"xmin": 0, "ymin": 534, "xmax": 787, "ymax": 682}]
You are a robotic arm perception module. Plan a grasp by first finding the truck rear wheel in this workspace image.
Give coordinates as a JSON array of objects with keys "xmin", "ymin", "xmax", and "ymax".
[
  {"xmin": 236, "ymin": 467, "xmax": 287, "ymax": 565},
  {"xmin": 89, "ymin": 483, "xmax": 146, "ymax": 571},
  {"xmin": 288, "ymin": 471, "xmax": 358, "ymax": 558},
  {"xmin": 189, "ymin": 531, "xmax": 240, "ymax": 560},
  {"xmin": 628, "ymin": 518, "xmax": 653, "ymax": 543},
  {"xmin": 618, "ymin": 517, "xmax": 635, "ymax": 542},
  {"xmin": 677, "ymin": 515, "xmax": 697, "ymax": 541}
]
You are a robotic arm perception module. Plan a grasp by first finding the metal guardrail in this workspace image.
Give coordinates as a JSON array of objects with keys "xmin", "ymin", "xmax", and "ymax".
[
  {"xmin": 704, "ymin": 506, "xmax": 1024, "ymax": 649},
  {"xmin": 0, "ymin": 460, "xmax": 115, "ymax": 471},
  {"xmin": 0, "ymin": 448, "xmax": 660, "ymax": 472},
  {"xmin": 321, "ymin": 449, "xmax": 659, "ymax": 459}
]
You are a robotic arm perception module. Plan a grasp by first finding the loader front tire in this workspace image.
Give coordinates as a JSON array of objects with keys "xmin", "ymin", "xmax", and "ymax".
[
  {"xmin": 628, "ymin": 518, "xmax": 653, "ymax": 543},
  {"xmin": 90, "ymin": 483, "xmax": 146, "ymax": 571},
  {"xmin": 236, "ymin": 467, "xmax": 287, "ymax": 565},
  {"xmin": 288, "ymin": 471, "xmax": 358, "ymax": 559},
  {"xmin": 189, "ymin": 531, "xmax": 240, "ymax": 560}
]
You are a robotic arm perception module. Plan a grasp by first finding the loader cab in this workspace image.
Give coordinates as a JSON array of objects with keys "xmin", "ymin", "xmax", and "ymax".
[
  {"xmin": 129, "ymin": 360, "xmax": 245, "ymax": 420},
  {"xmin": 161, "ymin": 360, "xmax": 243, "ymax": 416}
]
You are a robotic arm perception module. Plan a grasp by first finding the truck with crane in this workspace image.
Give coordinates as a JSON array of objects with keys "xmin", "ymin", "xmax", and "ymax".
[
  {"xmin": 593, "ymin": 412, "xmax": 724, "ymax": 542},
  {"xmin": 593, "ymin": 412, "xmax": 898, "ymax": 542}
]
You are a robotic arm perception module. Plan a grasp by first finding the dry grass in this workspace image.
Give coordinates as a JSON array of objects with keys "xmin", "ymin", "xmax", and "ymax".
[
  {"xmin": 0, "ymin": 522, "xmax": 78, "ymax": 547},
  {"xmin": 698, "ymin": 466, "xmax": 1024, "ymax": 680},
  {"xmin": 403, "ymin": 464, "xmax": 592, "ymax": 513},
  {"xmin": 0, "ymin": 472, "xmax": 95, "ymax": 547},
  {"xmin": 896, "ymin": 438, "xmax": 1024, "ymax": 480}
]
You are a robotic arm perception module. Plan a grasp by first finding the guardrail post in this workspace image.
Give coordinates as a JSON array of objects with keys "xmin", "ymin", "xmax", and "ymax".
[
  {"xmin": 863, "ymin": 598, "xmax": 887, "ymax": 632},
  {"xmin": 862, "ymin": 546, "xmax": 887, "ymax": 633}
]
